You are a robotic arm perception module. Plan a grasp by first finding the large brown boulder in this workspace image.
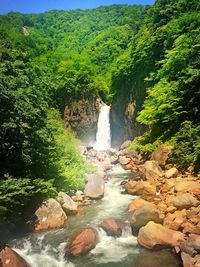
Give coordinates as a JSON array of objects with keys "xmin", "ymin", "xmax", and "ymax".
[
  {"xmin": 0, "ymin": 245, "xmax": 29, "ymax": 267},
  {"xmin": 175, "ymin": 181, "xmax": 200, "ymax": 194},
  {"xmin": 141, "ymin": 160, "xmax": 163, "ymax": 181},
  {"xmin": 84, "ymin": 174, "xmax": 104, "ymax": 199},
  {"xmin": 58, "ymin": 192, "xmax": 78, "ymax": 215},
  {"xmin": 137, "ymin": 221, "xmax": 185, "ymax": 249},
  {"xmin": 167, "ymin": 193, "xmax": 199, "ymax": 210},
  {"xmin": 99, "ymin": 218, "xmax": 124, "ymax": 237},
  {"xmin": 130, "ymin": 205, "xmax": 164, "ymax": 232},
  {"xmin": 151, "ymin": 144, "xmax": 172, "ymax": 166},
  {"xmin": 124, "ymin": 180, "xmax": 156, "ymax": 196},
  {"xmin": 119, "ymin": 156, "xmax": 131, "ymax": 166},
  {"xmin": 65, "ymin": 227, "xmax": 99, "ymax": 257},
  {"xmin": 165, "ymin": 167, "xmax": 178, "ymax": 179},
  {"xmin": 34, "ymin": 198, "xmax": 67, "ymax": 231},
  {"xmin": 128, "ymin": 198, "xmax": 156, "ymax": 212}
]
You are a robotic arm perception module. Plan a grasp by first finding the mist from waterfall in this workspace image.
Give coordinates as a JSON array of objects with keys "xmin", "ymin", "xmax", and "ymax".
[{"xmin": 94, "ymin": 104, "xmax": 111, "ymax": 150}]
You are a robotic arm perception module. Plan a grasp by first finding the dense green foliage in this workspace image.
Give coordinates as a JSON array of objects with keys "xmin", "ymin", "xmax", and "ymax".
[
  {"xmin": 1, "ymin": 0, "xmax": 199, "ymax": 227},
  {"xmin": 112, "ymin": 0, "xmax": 200, "ymax": 171},
  {"xmin": 0, "ymin": 5, "xmax": 147, "ymax": 224}
]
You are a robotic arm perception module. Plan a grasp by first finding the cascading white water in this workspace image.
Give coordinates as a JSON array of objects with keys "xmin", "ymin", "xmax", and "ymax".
[{"xmin": 94, "ymin": 104, "xmax": 111, "ymax": 150}]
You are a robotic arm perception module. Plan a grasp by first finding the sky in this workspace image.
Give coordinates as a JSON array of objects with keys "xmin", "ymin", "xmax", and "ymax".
[{"xmin": 0, "ymin": 0, "xmax": 155, "ymax": 15}]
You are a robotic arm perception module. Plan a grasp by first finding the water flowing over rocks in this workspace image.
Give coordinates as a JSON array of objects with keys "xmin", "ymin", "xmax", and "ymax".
[
  {"xmin": 0, "ymin": 245, "xmax": 29, "ymax": 267},
  {"xmin": 65, "ymin": 227, "xmax": 99, "ymax": 257},
  {"xmin": 34, "ymin": 198, "xmax": 67, "ymax": 231}
]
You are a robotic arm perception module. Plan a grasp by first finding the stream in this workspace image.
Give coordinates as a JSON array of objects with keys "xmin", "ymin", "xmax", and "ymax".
[{"xmin": 10, "ymin": 164, "xmax": 180, "ymax": 267}]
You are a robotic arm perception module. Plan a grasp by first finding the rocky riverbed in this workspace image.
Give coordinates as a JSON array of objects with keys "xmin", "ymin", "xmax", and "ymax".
[{"xmin": 1, "ymin": 143, "xmax": 199, "ymax": 267}]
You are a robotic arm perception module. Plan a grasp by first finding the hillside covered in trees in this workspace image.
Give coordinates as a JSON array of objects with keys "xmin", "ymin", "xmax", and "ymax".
[{"xmin": 0, "ymin": 0, "xmax": 200, "ymax": 228}]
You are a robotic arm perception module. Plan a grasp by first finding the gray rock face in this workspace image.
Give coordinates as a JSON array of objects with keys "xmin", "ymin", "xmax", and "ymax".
[
  {"xmin": 130, "ymin": 205, "xmax": 164, "ymax": 232},
  {"xmin": 168, "ymin": 193, "xmax": 199, "ymax": 210},
  {"xmin": 84, "ymin": 174, "xmax": 105, "ymax": 199},
  {"xmin": 58, "ymin": 192, "xmax": 78, "ymax": 214}
]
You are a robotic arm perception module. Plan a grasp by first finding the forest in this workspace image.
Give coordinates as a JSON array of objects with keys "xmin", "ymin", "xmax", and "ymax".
[{"xmin": 0, "ymin": 0, "xmax": 200, "ymax": 227}]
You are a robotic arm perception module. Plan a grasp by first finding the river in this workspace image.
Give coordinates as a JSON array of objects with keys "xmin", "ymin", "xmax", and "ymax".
[{"xmin": 10, "ymin": 164, "xmax": 180, "ymax": 267}]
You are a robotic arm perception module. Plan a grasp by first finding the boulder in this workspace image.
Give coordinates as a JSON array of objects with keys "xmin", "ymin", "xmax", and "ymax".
[
  {"xmin": 175, "ymin": 181, "xmax": 200, "ymax": 193},
  {"xmin": 34, "ymin": 198, "xmax": 67, "ymax": 231},
  {"xmin": 180, "ymin": 234, "xmax": 200, "ymax": 256},
  {"xmin": 58, "ymin": 192, "xmax": 78, "ymax": 214},
  {"xmin": 167, "ymin": 193, "xmax": 199, "ymax": 210},
  {"xmin": 141, "ymin": 160, "xmax": 163, "ymax": 181},
  {"xmin": 137, "ymin": 221, "xmax": 185, "ymax": 249},
  {"xmin": 99, "ymin": 218, "xmax": 124, "ymax": 237},
  {"xmin": 128, "ymin": 198, "xmax": 156, "ymax": 212},
  {"xmin": 84, "ymin": 174, "xmax": 104, "ymax": 199},
  {"xmin": 0, "ymin": 245, "xmax": 29, "ymax": 267},
  {"xmin": 65, "ymin": 227, "xmax": 99, "ymax": 257},
  {"xmin": 124, "ymin": 180, "xmax": 156, "ymax": 196},
  {"xmin": 130, "ymin": 205, "xmax": 164, "ymax": 232},
  {"xmin": 151, "ymin": 144, "xmax": 172, "ymax": 166},
  {"xmin": 165, "ymin": 167, "xmax": 178, "ymax": 179},
  {"xmin": 119, "ymin": 156, "xmax": 131, "ymax": 166},
  {"xmin": 181, "ymin": 252, "xmax": 194, "ymax": 267}
]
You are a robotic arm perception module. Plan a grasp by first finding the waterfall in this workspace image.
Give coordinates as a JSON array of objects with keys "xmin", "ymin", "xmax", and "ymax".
[{"xmin": 94, "ymin": 104, "xmax": 111, "ymax": 150}]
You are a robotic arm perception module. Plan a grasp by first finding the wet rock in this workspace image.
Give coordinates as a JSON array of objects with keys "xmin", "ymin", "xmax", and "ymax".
[
  {"xmin": 128, "ymin": 198, "xmax": 156, "ymax": 212},
  {"xmin": 84, "ymin": 174, "xmax": 105, "ymax": 199},
  {"xmin": 167, "ymin": 193, "xmax": 199, "ymax": 210},
  {"xmin": 130, "ymin": 205, "xmax": 164, "ymax": 232},
  {"xmin": 165, "ymin": 167, "xmax": 179, "ymax": 179},
  {"xmin": 151, "ymin": 144, "xmax": 172, "ymax": 166},
  {"xmin": 141, "ymin": 160, "xmax": 163, "ymax": 181},
  {"xmin": 34, "ymin": 198, "xmax": 67, "ymax": 231},
  {"xmin": 58, "ymin": 192, "xmax": 78, "ymax": 215},
  {"xmin": 124, "ymin": 180, "xmax": 157, "ymax": 196},
  {"xmin": 65, "ymin": 227, "xmax": 99, "ymax": 257},
  {"xmin": 99, "ymin": 218, "xmax": 124, "ymax": 237},
  {"xmin": 0, "ymin": 245, "xmax": 29, "ymax": 267},
  {"xmin": 137, "ymin": 221, "xmax": 185, "ymax": 249},
  {"xmin": 133, "ymin": 249, "xmax": 181, "ymax": 267}
]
